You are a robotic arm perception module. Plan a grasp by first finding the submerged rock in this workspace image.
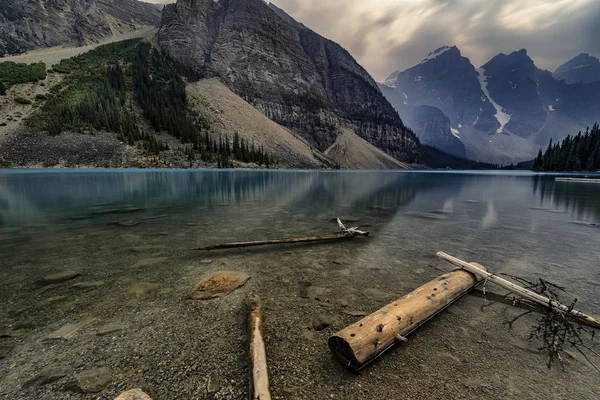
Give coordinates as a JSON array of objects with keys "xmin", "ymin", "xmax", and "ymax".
[
  {"xmin": 75, "ymin": 367, "xmax": 111, "ymax": 394},
  {"xmin": 120, "ymin": 234, "xmax": 141, "ymax": 243},
  {"xmin": 117, "ymin": 221, "xmax": 140, "ymax": 227},
  {"xmin": 311, "ymin": 314, "xmax": 331, "ymax": 331},
  {"xmin": 133, "ymin": 257, "xmax": 168, "ymax": 268},
  {"xmin": 96, "ymin": 323, "xmax": 126, "ymax": 337},
  {"xmin": 40, "ymin": 270, "xmax": 81, "ymax": 285},
  {"xmin": 114, "ymin": 389, "xmax": 153, "ymax": 400},
  {"xmin": 38, "ymin": 296, "xmax": 68, "ymax": 306},
  {"xmin": 189, "ymin": 271, "xmax": 250, "ymax": 300},
  {"xmin": 0, "ymin": 342, "xmax": 14, "ymax": 359},
  {"xmin": 45, "ymin": 318, "xmax": 98, "ymax": 341},
  {"xmin": 23, "ymin": 369, "xmax": 67, "ymax": 388},
  {"xmin": 128, "ymin": 283, "xmax": 158, "ymax": 302}
]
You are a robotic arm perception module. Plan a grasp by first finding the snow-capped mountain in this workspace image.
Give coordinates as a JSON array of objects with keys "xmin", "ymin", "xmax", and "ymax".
[
  {"xmin": 380, "ymin": 47, "xmax": 600, "ymax": 164},
  {"xmin": 554, "ymin": 53, "xmax": 600, "ymax": 84}
]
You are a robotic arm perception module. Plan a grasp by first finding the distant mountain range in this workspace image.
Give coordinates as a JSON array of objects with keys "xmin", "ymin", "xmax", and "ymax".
[{"xmin": 380, "ymin": 47, "xmax": 600, "ymax": 164}]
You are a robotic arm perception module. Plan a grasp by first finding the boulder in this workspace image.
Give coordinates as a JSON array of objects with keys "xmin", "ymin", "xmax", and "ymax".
[{"xmin": 189, "ymin": 271, "xmax": 250, "ymax": 300}]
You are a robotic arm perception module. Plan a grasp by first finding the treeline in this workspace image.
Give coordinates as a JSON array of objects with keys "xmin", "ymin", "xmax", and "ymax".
[
  {"xmin": 27, "ymin": 39, "xmax": 274, "ymax": 168},
  {"xmin": 420, "ymin": 145, "xmax": 499, "ymax": 170},
  {"xmin": 0, "ymin": 61, "xmax": 46, "ymax": 94},
  {"xmin": 533, "ymin": 123, "xmax": 600, "ymax": 171}
]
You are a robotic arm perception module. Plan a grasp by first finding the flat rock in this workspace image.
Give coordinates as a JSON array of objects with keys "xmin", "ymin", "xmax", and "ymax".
[
  {"xmin": 96, "ymin": 323, "xmax": 126, "ymax": 337},
  {"xmin": 71, "ymin": 281, "xmax": 104, "ymax": 289},
  {"xmin": 45, "ymin": 318, "xmax": 98, "ymax": 341},
  {"xmin": 464, "ymin": 200, "xmax": 480, "ymax": 204},
  {"xmin": 114, "ymin": 389, "xmax": 153, "ymax": 400},
  {"xmin": 75, "ymin": 367, "xmax": 111, "ymax": 394},
  {"xmin": 206, "ymin": 371, "xmax": 221, "ymax": 394},
  {"xmin": 40, "ymin": 270, "xmax": 81, "ymax": 285},
  {"xmin": 572, "ymin": 221, "xmax": 598, "ymax": 227},
  {"xmin": 128, "ymin": 283, "xmax": 158, "ymax": 302},
  {"xmin": 128, "ymin": 246, "xmax": 166, "ymax": 253},
  {"xmin": 133, "ymin": 257, "xmax": 168, "ymax": 268},
  {"xmin": 189, "ymin": 271, "xmax": 250, "ymax": 300},
  {"xmin": 23, "ymin": 369, "xmax": 67, "ymax": 388},
  {"xmin": 406, "ymin": 212, "xmax": 448, "ymax": 220}
]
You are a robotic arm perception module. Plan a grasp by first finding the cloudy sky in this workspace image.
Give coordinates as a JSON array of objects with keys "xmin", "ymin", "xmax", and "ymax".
[{"xmin": 144, "ymin": 0, "xmax": 600, "ymax": 81}]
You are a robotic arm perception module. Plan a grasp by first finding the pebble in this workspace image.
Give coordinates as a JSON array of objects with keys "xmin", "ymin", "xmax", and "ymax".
[
  {"xmin": 344, "ymin": 310, "xmax": 368, "ymax": 317},
  {"xmin": 114, "ymin": 389, "xmax": 153, "ymax": 400},
  {"xmin": 133, "ymin": 257, "xmax": 168, "ymax": 268},
  {"xmin": 40, "ymin": 270, "xmax": 81, "ymax": 285},
  {"xmin": 75, "ymin": 367, "xmax": 112, "ymax": 393}
]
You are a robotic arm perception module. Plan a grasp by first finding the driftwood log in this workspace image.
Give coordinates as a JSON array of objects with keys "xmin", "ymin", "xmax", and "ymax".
[
  {"xmin": 249, "ymin": 295, "xmax": 271, "ymax": 400},
  {"xmin": 436, "ymin": 252, "xmax": 600, "ymax": 330},
  {"xmin": 193, "ymin": 218, "xmax": 369, "ymax": 251},
  {"xmin": 329, "ymin": 264, "xmax": 486, "ymax": 372}
]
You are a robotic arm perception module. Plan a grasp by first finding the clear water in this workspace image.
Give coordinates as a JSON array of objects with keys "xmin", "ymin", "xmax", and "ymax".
[{"xmin": 1, "ymin": 170, "xmax": 599, "ymax": 399}]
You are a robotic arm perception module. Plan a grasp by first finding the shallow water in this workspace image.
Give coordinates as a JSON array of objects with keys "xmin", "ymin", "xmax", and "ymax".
[{"xmin": 1, "ymin": 170, "xmax": 599, "ymax": 399}]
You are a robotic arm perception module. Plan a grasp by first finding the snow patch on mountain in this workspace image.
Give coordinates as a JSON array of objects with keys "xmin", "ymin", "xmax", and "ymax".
[
  {"xmin": 420, "ymin": 46, "xmax": 453, "ymax": 64},
  {"xmin": 451, "ymin": 128, "xmax": 461, "ymax": 138},
  {"xmin": 477, "ymin": 68, "xmax": 511, "ymax": 134}
]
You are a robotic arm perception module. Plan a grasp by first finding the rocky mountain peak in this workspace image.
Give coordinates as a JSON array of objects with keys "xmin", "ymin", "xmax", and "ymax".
[
  {"xmin": 157, "ymin": 0, "xmax": 419, "ymax": 162},
  {"xmin": 553, "ymin": 53, "xmax": 600, "ymax": 84}
]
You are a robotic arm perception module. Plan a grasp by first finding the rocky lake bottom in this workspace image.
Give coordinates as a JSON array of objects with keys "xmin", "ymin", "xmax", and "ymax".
[{"xmin": 0, "ymin": 170, "xmax": 599, "ymax": 399}]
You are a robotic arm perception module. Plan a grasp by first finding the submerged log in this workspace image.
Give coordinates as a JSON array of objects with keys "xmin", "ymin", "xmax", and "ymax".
[
  {"xmin": 193, "ymin": 218, "xmax": 369, "ymax": 251},
  {"xmin": 329, "ymin": 264, "xmax": 486, "ymax": 372},
  {"xmin": 436, "ymin": 252, "xmax": 600, "ymax": 330},
  {"xmin": 249, "ymin": 295, "xmax": 271, "ymax": 400}
]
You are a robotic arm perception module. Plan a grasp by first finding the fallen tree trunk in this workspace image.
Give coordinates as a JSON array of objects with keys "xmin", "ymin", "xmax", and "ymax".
[
  {"xmin": 329, "ymin": 264, "xmax": 486, "ymax": 372},
  {"xmin": 436, "ymin": 252, "xmax": 600, "ymax": 330},
  {"xmin": 249, "ymin": 295, "xmax": 271, "ymax": 400},
  {"xmin": 193, "ymin": 218, "xmax": 369, "ymax": 251}
]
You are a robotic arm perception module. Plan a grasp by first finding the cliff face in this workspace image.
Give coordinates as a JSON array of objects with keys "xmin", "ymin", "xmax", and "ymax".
[
  {"xmin": 0, "ymin": 0, "xmax": 161, "ymax": 56},
  {"xmin": 157, "ymin": 0, "xmax": 419, "ymax": 162}
]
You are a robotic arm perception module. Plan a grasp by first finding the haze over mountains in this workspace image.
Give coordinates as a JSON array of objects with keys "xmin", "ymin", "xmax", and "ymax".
[{"xmin": 380, "ymin": 46, "xmax": 600, "ymax": 164}]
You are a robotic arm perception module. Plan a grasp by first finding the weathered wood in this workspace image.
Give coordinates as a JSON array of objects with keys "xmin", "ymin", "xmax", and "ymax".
[
  {"xmin": 436, "ymin": 252, "xmax": 600, "ymax": 330},
  {"xmin": 249, "ymin": 295, "xmax": 271, "ymax": 400},
  {"xmin": 329, "ymin": 264, "xmax": 486, "ymax": 372},
  {"xmin": 193, "ymin": 218, "xmax": 369, "ymax": 251},
  {"xmin": 555, "ymin": 177, "xmax": 600, "ymax": 184}
]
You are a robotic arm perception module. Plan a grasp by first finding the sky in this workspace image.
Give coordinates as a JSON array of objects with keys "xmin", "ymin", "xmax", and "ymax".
[{"xmin": 144, "ymin": 0, "xmax": 600, "ymax": 81}]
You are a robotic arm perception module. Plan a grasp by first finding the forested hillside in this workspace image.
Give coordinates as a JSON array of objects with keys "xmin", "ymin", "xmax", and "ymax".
[
  {"xmin": 26, "ymin": 40, "xmax": 274, "ymax": 168},
  {"xmin": 533, "ymin": 123, "xmax": 600, "ymax": 171}
]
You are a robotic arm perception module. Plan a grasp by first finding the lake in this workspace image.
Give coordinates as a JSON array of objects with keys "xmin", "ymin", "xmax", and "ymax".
[{"xmin": 1, "ymin": 170, "xmax": 599, "ymax": 399}]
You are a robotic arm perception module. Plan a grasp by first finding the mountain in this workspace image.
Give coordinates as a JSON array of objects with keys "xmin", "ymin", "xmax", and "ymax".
[
  {"xmin": 157, "ymin": 0, "xmax": 420, "ymax": 163},
  {"xmin": 381, "ymin": 47, "xmax": 600, "ymax": 164},
  {"xmin": 554, "ymin": 53, "xmax": 600, "ymax": 84},
  {"xmin": 0, "ymin": 0, "xmax": 161, "ymax": 56}
]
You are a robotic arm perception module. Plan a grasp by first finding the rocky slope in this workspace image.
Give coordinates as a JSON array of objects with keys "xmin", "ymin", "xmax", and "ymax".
[
  {"xmin": 382, "ymin": 47, "xmax": 600, "ymax": 164},
  {"xmin": 157, "ymin": 0, "xmax": 419, "ymax": 163},
  {"xmin": 554, "ymin": 53, "xmax": 600, "ymax": 84},
  {"xmin": 0, "ymin": 0, "xmax": 161, "ymax": 56}
]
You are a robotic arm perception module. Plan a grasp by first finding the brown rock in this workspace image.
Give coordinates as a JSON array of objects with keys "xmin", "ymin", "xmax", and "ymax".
[
  {"xmin": 45, "ymin": 318, "xmax": 98, "ymax": 341},
  {"xmin": 114, "ymin": 389, "xmax": 152, "ymax": 400},
  {"xmin": 75, "ymin": 367, "xmax": 111, "ymax": 394},
  {"xmin": 189, "ymin": 271, "xmax": 250, "ymax": 300},
  {"xmin": 128, "ymin": 283, "xmax": 158, "ymax": 302}
]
